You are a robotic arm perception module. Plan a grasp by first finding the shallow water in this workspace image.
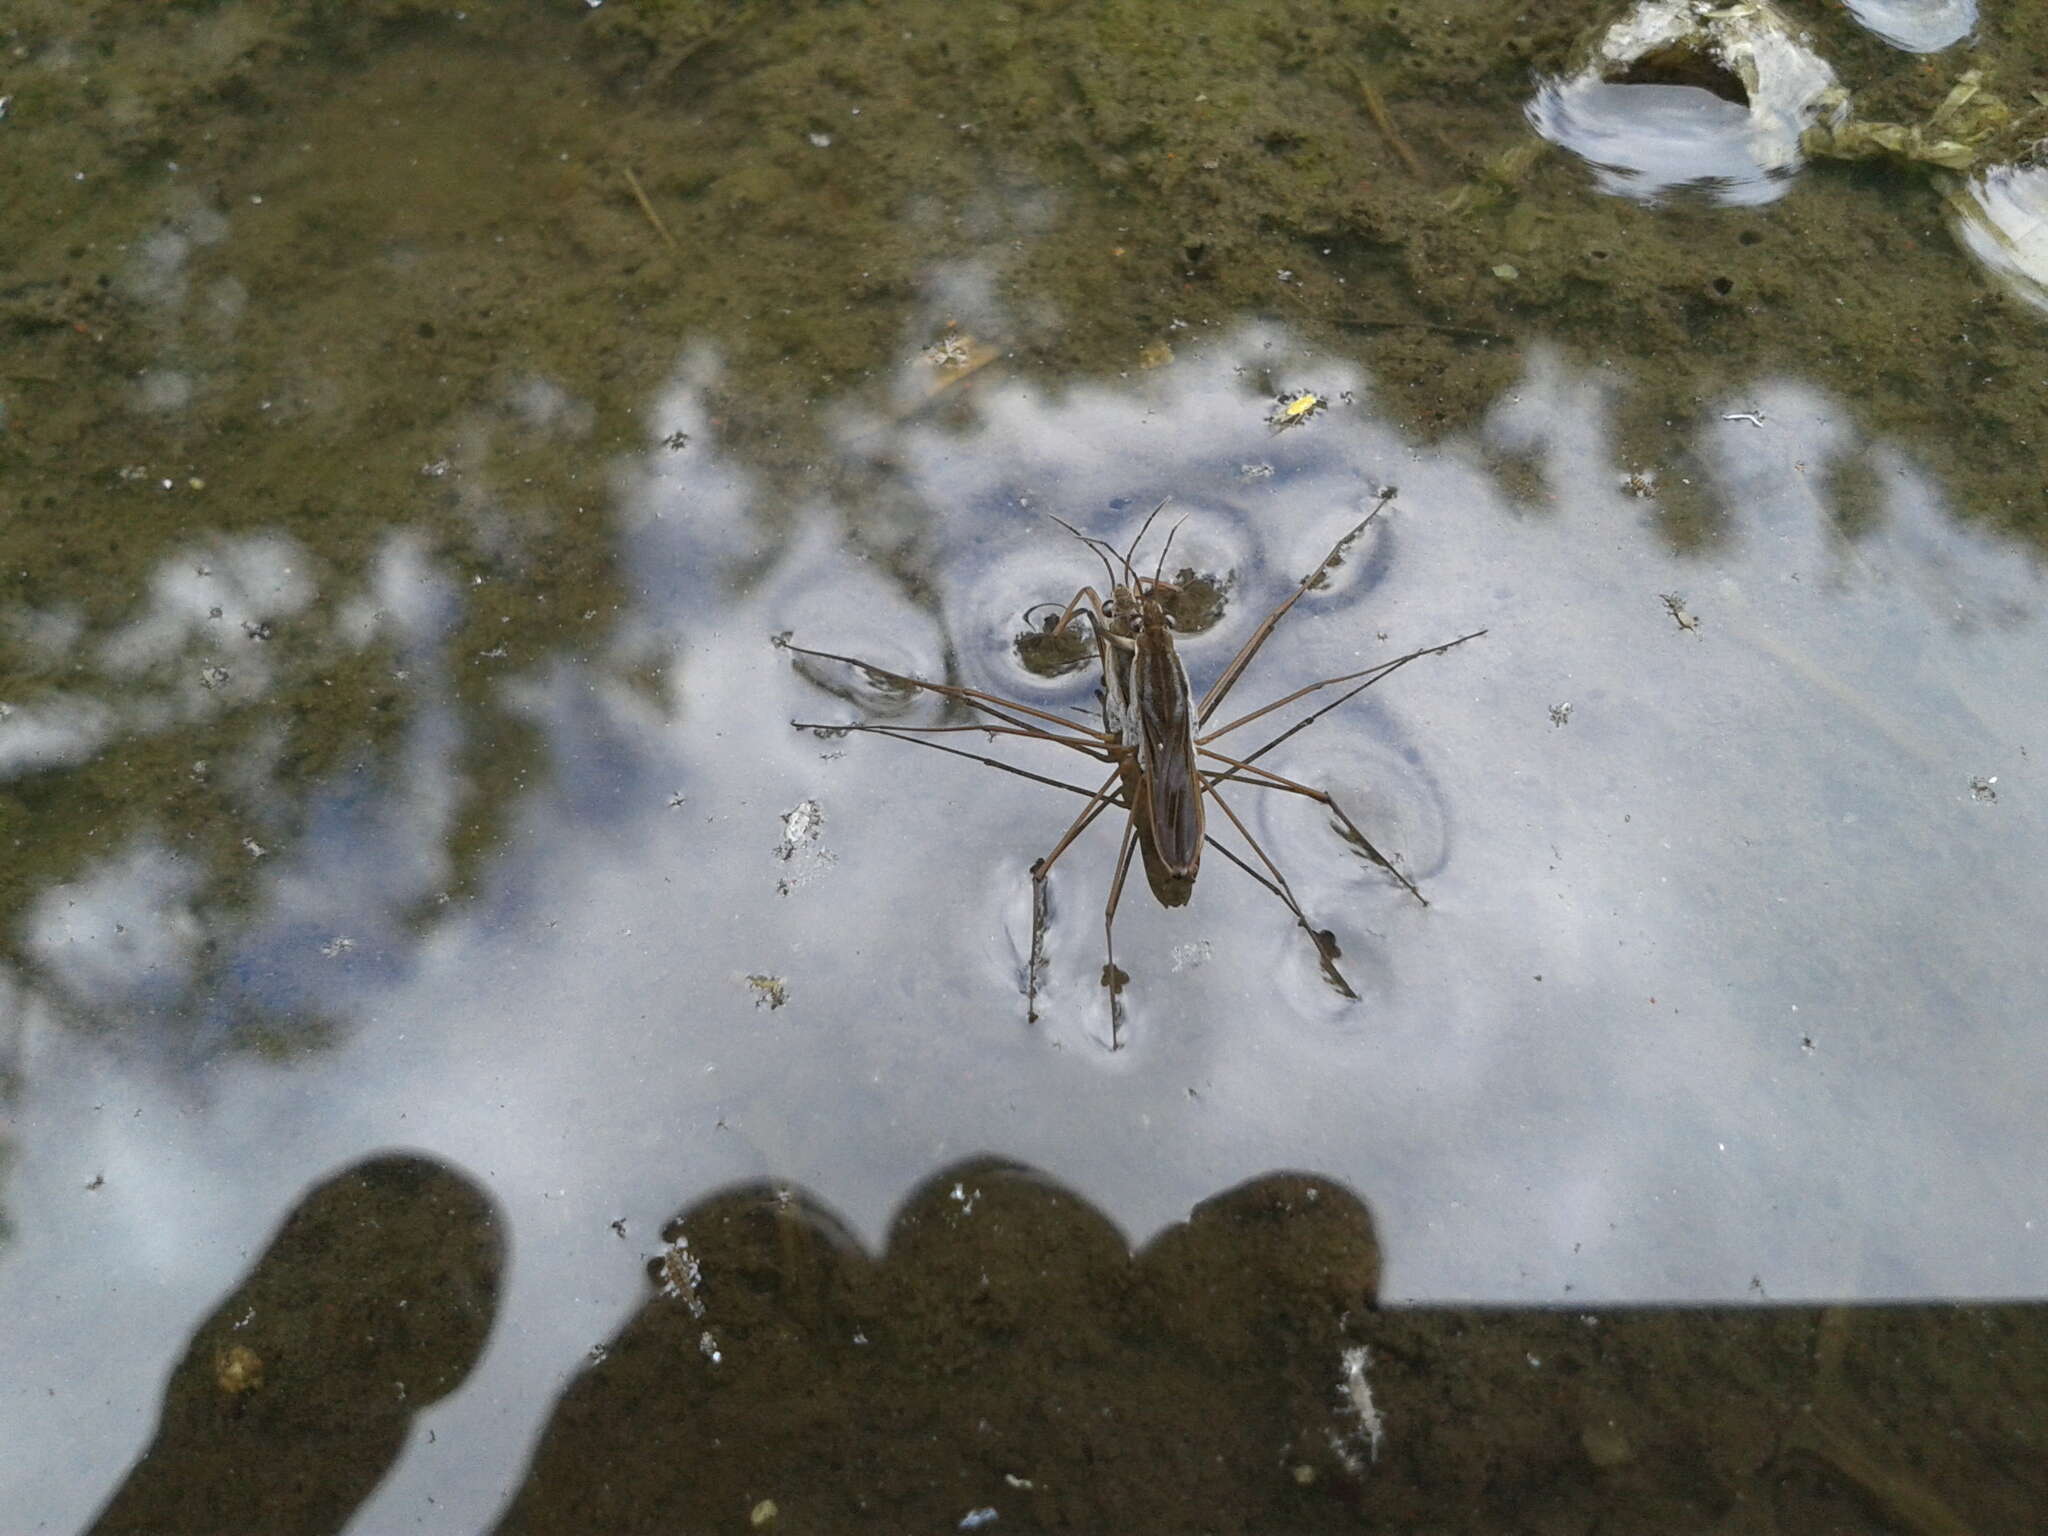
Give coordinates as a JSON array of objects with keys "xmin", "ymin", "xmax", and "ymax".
[{"xmin": 5, "ymin": 2, "xmax": 2048, "ymax": 1529}]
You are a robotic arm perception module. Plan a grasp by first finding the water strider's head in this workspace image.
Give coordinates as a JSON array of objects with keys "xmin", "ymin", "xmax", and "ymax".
[{"xmin": 1134, "ymin": 586, "xmax": 1177, "ymax": 638}]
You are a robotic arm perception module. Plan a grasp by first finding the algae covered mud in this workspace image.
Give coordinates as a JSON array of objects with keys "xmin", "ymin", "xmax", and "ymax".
[{"xmin": 3, "ymin": 1, "xmax": 2048, "ymax": 1531}]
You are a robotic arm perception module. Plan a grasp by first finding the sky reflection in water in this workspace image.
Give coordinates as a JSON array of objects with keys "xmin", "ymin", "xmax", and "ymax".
[{"xmin": 5, "ymin": 327, "xmax": 2046, "ymax": 1531}]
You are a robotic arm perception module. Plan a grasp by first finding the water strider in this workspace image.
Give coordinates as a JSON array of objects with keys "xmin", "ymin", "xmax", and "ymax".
[{"xmin": 782, "ymin": 494, "xmax": 1483, "ymax": 1044}]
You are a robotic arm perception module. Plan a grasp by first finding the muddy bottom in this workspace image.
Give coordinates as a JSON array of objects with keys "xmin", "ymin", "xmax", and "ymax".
[{"xmin": 88, "ymin": 1153, "xmax": 2048, "ymax": 1535}]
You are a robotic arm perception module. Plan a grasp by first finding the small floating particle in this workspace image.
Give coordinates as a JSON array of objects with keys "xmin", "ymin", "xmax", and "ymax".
[
  {"xmin": 750, "ymin": 1500, "xmax": 778, "ymax": 1528},
  {"xmin": 1332, "ymin": 1345, "xmax": 1386, "ymax": 1472},
  {"xmin": 1659, "ymin": 592, "xmax": 1702, "ymax": 637},
  {"xmin": 776, "ymin": 799, "xmax": 824, "ymax": 859},
  {"xmin": 912, "ymin": 330, "xmax": 1001, "ymax": 405},
  {"xmin": 1267, "ymin": 391, "xmax": 1325, "ymax": 433},
  {"xmin": 959, "ymin": 1510, "xmax": 998, "ymax": 1531},
  {"xmin": 1581, "ymin": 1418, "xmax": 1634, "ymax": 1468},
  {"xmin": 746, "ymin": 973, "xmax": 789, "ymax": 1010},
  {"xmin": 655, "ymin": 1234, "xmax": 706, "ymax": 1315},
  {"xmin": 214, "ymin": 1343, "xmax": 264, "ymax": 1396}
]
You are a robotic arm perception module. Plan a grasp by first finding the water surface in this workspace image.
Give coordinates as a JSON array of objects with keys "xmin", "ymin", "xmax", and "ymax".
[{"xmin": 4, "ymin": 2, "xmax": 2047, "ymax": 1529}]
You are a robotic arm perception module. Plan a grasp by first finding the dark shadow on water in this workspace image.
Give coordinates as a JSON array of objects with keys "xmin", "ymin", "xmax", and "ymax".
[
  {"xmin": 89, "ymin": 1155, "xmax": 2048, "ymax": 1535},
  {"xmin": 87, "ymin": 1155, "xmax": 504, "ymax": 1536}
]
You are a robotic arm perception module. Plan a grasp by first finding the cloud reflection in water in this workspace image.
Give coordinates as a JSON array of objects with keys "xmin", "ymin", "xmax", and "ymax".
[{"xmin": 3, "ymin": 328, "xmax": 2045, "ymax": 1533}]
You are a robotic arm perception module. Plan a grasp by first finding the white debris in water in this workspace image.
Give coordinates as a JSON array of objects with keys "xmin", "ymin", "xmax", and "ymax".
[
  {"xmin": 923, "ymin": 333, "xmax": 972, "ymax": 369},
  {"xmin": 1329, "ymin": 1346, "xmax": 1386, "ymax": 1474},
  {"xmin": 1660, "ymin": 592, "xmax": 1703, "ymax": 636},
  {"xmin": 1527, "ymin": 0, "xmax": 1842, "ymax": 206},
  {"xmin": 958, "ymin": 1509, "xmax": 998, "ymax": 1530},
  {"xmin": 777, "ymin": 798, "xmax": 823, "ymax": 857},
  {"xmin": 1842, "ymin": 0, "xmax": 1975, "ymax": 54},
  {"xmin": 773, "ymin": 799, "xmax": 836, "ymax": 894},
  {"xmin": 698, "ymin": 1329, "xmax": 722, "ymax": 1365},
  {"xmin": 1946, "ymin": 161, "xmax": 2048, "ymax": 315}
]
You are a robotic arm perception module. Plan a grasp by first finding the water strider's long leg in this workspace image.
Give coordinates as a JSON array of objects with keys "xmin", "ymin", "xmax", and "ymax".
[
  {"xmin": 802, "ymin": 720, "xmax": 1105, "ymax": 743},
  {"xmin": 1200, "ymin": 630, "xmax": 1487, "ymax": 750},
  {"xmin": 796, "ymin": 717, "xmax": 1114, "ymax": 761},
  {"xmin": 1202, "ymin": 780, "xmax": 1361, "ymax": 994},
  {"xmin": 1198, "ymin": 834, "xmax": 1359, "ymax": 999},
  {"xmin": 1031, "ymin": 767, "xmax": 1127, "ymax": 877},
  {"xmin": 1197, "ymin": 491, "xmax": 1397, "ymax": 727},
  {"xmin": 1027, "ymin": 770, "xmax": 1128, "ymax": 1025},
  {"xmin": 798, "ymin": 710, "xmax": 1131, "ymax": 1024},
  {"xmin": 786, "ymin": 622, "xmax": 1152, "ymax": 1029},
  {"xmin": 1028, "ymin": 862, "xmax": 1050, "ymax": 1024},
  {"xmin": 778, "ymin": 639, "xmax": 1105, "ymax": 745},
  {"xmin": 793, "ymin": 721, "xmax": 1116, "ymax": 801},
  {"xmin": 1101, "ymin": 822, "xmax": 1140, "ymax": 1048},
  {"xmin": 1195, "ymin": 743, "xmax": 1425, "ymax": 903},
  {"xmin": 1030, "ymin": 583, "xmax": 1114, "ymax": 646}
]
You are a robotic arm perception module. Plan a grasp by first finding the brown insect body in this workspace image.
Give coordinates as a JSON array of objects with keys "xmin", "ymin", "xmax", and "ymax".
[{"xmin": 1106, "ymin": 591, "xmax": 1201, "ymax": 907}]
